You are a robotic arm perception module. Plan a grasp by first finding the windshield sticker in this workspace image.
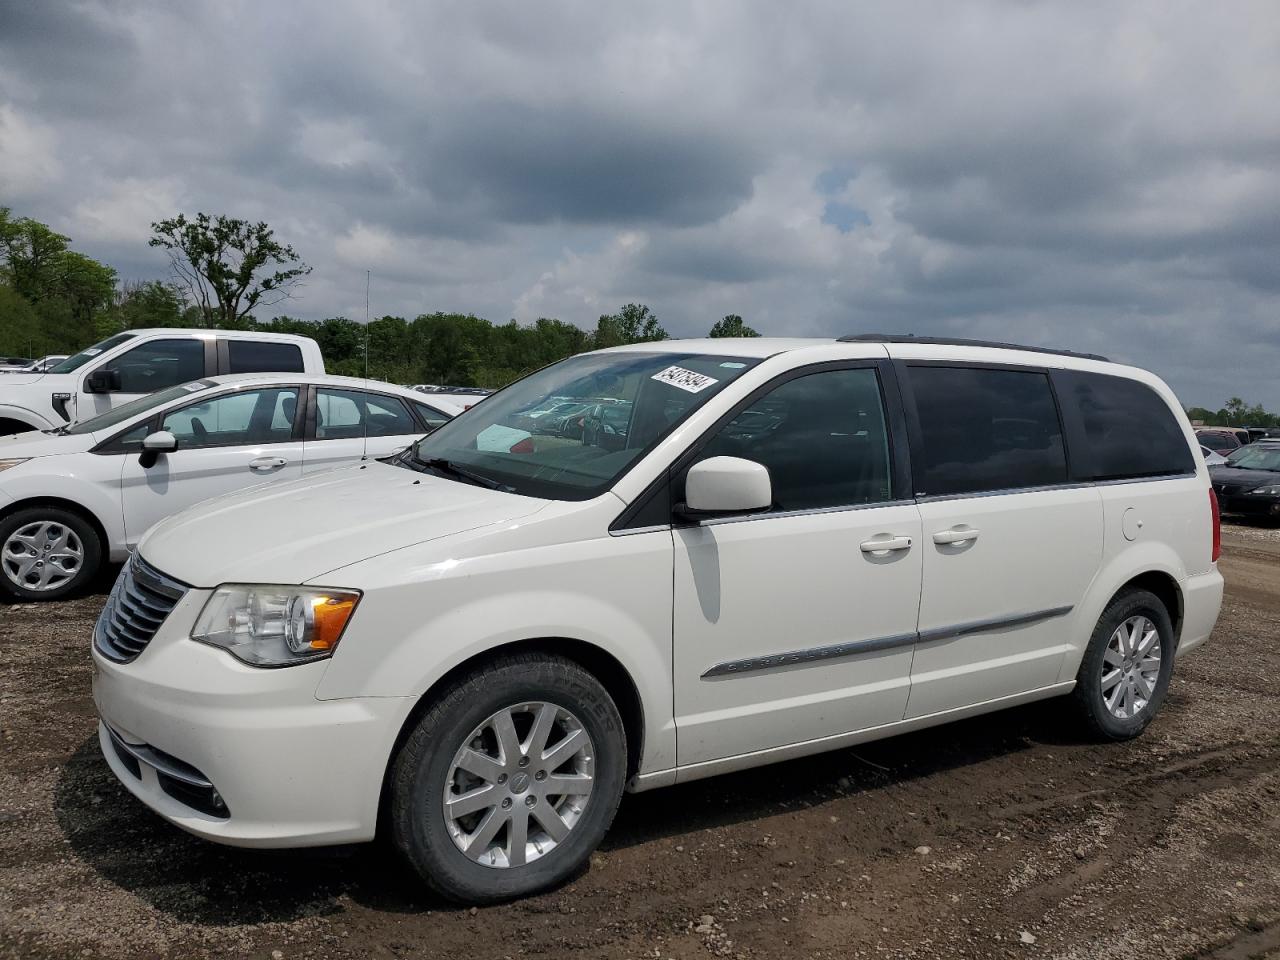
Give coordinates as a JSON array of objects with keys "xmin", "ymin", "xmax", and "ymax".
[
  {"xmin": 84, "ymin": 348, "xmax": 102, "ymax": 356},
  {"xmin": 181, "ymin": 382, "xmax": 206, "ymax": 392},
  {"xmin": 719, "ymin": 361, "xmax": 747, "ymax": 369},
  {"xmin": 651, "ymin": 365, "xmax": 719, "ymax": 394}
]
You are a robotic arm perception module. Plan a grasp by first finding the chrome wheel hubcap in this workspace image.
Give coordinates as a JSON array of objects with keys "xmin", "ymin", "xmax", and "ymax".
[
  {"xmin": 2, "ymin": 521, "xmax": 84, "ymax": 592},
  {"xmin": 1101, "ymin": 615, "xmax": 1162, "ymax": 720},
  {"xmin": 443, "ymin": 701, "xmax": 595, "ymax": 868}
]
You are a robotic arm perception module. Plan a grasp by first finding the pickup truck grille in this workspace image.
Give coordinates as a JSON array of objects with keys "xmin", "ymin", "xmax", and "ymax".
[{"xmin": 93, "ymin": 555, "xmax": 187, "ymax": 663}]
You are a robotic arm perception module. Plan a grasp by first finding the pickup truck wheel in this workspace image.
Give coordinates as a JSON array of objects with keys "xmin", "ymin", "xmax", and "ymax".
[
  {"xmin": 1072, "ymin": 588, "xmax": 1175, "ymax": 741},
  {"xmin": 390, "ymin": 653, "xmax": 626, "ymax": 904},
  {"xmin": 0, "ymin": 507, "xmax": 102, "ymax": 601}
]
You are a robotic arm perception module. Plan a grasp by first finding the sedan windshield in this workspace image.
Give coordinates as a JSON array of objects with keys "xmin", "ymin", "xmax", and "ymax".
[
  {"xmin": 62, "ymin": 380, "xmax": 217, "ymax": 435},
  {"xmin": 48, "ymin": 333, "xmax": 137, "ymax": 373},
  {"xmin": 1224, "ymin": 446, "xmax": 1280, "ymax": 472},
  {"xmin": 408, "ymin": 351, "xmax": 761, "ymax": 499}
]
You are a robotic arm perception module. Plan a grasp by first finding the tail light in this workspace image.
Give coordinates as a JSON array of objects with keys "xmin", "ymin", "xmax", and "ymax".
[{"xmin": 1209, "ymin": 488, "xmax": 1221, "ymax": 563}]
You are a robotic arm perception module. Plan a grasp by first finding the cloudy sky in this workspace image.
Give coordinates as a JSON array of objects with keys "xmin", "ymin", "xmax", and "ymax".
[{"xmin": 1, "ymin": 1, "xmax": 1277, "ymax": 408}]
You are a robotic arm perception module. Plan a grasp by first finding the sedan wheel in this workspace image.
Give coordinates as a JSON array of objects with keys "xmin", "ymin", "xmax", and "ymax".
[{"xmin": 2, "ymin": 520, "xmax": 85, "ymax": 593}]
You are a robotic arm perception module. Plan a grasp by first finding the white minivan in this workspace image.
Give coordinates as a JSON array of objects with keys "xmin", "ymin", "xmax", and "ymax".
[{"xmin": 91, "ymin": 336, "xmax": 1223, "ymax": 903}]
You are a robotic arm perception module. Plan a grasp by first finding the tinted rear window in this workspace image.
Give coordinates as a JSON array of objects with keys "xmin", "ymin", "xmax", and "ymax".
[
  {"xmin": 1059, "ymin": 371, "xmax": 1194, "ymax": 479},
  {"xmin": 227, "ymin": 340, "xmax": 304, "ymax": 373},
  {"xmin": 908, "ymin": 365, "xmax": 1068, "ymax": 497}
]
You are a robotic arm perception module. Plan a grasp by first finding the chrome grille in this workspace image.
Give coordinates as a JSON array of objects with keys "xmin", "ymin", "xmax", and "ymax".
[{"xmin": 93, "ymin": 554, "xmax": 188, "ymax": 663}]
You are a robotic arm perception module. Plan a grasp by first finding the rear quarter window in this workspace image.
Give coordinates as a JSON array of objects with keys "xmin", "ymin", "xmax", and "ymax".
[{"xmin": 1057, "ymin": 371, "xmax": 1195, "ymax": 480}]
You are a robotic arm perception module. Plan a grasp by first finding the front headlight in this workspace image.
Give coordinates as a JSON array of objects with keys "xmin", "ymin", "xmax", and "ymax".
[
  {"xmin": 1249, "ymin": 485, "xmax": 1280, "ymax": 496},
  {"xmin": 0, "ymin": 459, "xmax": 29, "ymax": 472},
  {"xmin": 191, "ymin": 584, "xmax": 361, "ymax": 667}
]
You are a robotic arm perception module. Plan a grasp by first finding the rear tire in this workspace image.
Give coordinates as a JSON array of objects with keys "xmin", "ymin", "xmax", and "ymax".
[
  {"xmin": 0, "ymin": 506, "xmax": 102, "ymax": 601},
  {"xmin": 1071, "ymin": 588, "xmax": 1175, "ymax": 741},
  {"xmin": 389, "ymin": 652, "xmax": 627, "ymax": 904}
]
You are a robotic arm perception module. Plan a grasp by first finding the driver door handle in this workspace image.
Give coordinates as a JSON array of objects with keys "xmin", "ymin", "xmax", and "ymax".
[
  {"xmin": 859, "ymin": 535, "xmax": 913, "ymax": 553},
  {"xmin": 933, "ymin": 527, "xmax": 980, "ymax": 545},
  {"xmin": 249, "ymin": 456, "xmax": 288, "ymax": 471}
]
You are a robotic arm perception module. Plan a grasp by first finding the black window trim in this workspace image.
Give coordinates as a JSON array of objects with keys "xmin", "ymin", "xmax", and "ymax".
[
  {"xmin": 611, "ymin": 358, "xmax": 912, "ymax": 533},
  {"xmin": 91, "ymin": 383, "xmax": 305, "ymax": 454},
  {"xmin": 218, "ymin": 337, "xmax": 306, "ymax": 376},
  {"xmin": 409, "ymin": 399, "xmax": 452, "ymax": 431}
]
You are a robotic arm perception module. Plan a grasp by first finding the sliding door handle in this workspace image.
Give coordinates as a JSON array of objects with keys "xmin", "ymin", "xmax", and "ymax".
[
  {"xmin": 860, "ymin": 535, "xmax": 913, "ymax": 553},
  {"xmin": 933, "ymin": 527, "xmax": 980, "ymax": 545},
  {"xmin": 249, "ymin": 456, "xmax": 288, "ymax": 471}
]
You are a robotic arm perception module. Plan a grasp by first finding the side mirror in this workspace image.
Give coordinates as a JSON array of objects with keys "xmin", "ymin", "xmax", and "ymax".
[
  {"xmin": 681, "ymin": 456, "xmax": 772, "ymax": 517},
  {"xmin": 84, "ymin": 368, "xmax": 122, "ymax": 393},
  {"xmin": 138, "ymin": 430, "xmax": 177, "ymax": 468}
]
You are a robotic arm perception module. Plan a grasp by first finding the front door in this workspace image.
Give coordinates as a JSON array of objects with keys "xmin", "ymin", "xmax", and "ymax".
[
  {"xmin": 120, "ymin": 386, "xmax": 304, "ymax": 546},
  {"xmin": 673, "ymin": 365, "xmax": 923, "ymax": 768},
  {"xmin": 900, "ymin": 363, "xmax": 1103, "ymax": 718}
]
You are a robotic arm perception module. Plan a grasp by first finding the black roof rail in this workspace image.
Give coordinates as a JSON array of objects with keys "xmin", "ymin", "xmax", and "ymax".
[{"xmin": 836, "ymin": 333, "xmax": 1109, "ymax": 363}]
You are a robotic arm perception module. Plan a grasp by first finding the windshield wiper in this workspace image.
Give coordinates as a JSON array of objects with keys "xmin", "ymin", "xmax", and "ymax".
[{"xmin": 418, "ymin": 456, "xmax": 514, "ymax": 492}]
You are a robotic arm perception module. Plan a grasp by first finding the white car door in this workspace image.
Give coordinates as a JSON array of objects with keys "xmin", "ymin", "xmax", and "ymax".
[
  {"xmin": 900, "ymin": 362, "xmax": 1103, "ymax": 718},
  {"xmin": 672, "ymin": 364, "xmax": 923, "ymax": 768},
  {"xmin": 119, "ymin": 385, "xmax": 304, "ymax": 546},
  {"xmin": 303, "ymin": 387, "xmax": 424, "ymax": 473}
]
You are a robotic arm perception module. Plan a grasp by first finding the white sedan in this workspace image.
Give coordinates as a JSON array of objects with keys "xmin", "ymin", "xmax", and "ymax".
[{"xmin": 0, "ymin": 373, "xmax": 462, "ymax": 600}]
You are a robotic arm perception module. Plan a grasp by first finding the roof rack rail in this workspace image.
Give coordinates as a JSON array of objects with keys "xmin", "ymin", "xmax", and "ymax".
[{"xmin": 836, "ymin": 333, "xmax": 1109, "ymax": 363}]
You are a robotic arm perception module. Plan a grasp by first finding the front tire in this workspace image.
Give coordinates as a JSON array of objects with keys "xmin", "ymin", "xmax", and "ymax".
[
  {"xmin": 389, "ymin": 653, "xmax": 627, "ymax": 904},
  {"xmin": 1072, "ymin": 588, "xmax": 1175, "ymax": 741},
  {"xmin": 0, "ymin": 506, "xmax": 102, "ymax": 601}
]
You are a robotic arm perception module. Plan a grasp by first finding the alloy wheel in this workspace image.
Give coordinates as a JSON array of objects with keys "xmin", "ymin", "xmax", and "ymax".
[
  {"xmin": 442, "ymin": 701, "xmax": 595, "ymax": 868},
  {"xmin": 1101, "ymin": 614, "xmax": 1162, "ymax": 720}
]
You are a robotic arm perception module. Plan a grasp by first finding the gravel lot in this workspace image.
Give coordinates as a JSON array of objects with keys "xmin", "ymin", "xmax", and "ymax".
[{"xmin": 3, "ymin": 523, "xmax": 1279, "ymax": 960}]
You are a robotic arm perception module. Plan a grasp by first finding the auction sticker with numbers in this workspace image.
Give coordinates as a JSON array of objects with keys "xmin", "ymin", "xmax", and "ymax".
[{"xmin": 651, "ymin": 365, "xmax": 719, "ymax": 393}]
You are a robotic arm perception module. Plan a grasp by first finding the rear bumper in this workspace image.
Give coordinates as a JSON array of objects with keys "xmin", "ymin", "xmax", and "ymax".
[{"xmin": 1177, "ymin": 568, "xmax": 1224, "ymax": 656}]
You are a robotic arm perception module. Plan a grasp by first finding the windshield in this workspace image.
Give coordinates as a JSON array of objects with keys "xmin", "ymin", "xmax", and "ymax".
[
  {"xmin": 408, "ymin": 351, "xmax": 761, "ymax": 499},
  {"xmin": 1224, "ymin": 446, "xmax": 1280, "ymax": 471},
  {"xmin": 62, "ymin": 379, "xmax": 217, "ymax": 435},
  {"xmin": 49, "ymin": 333, "xmax": 137, "ymax": 374}
]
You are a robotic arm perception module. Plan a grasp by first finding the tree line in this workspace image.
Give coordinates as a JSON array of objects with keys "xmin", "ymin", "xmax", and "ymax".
[
  {"xmin": 0, "ymin": 207, "xmax": 761, "ymax": 387},
  {"xmin": 2, "ymin": 206, "xmax": 1276, "ymax": 422}
]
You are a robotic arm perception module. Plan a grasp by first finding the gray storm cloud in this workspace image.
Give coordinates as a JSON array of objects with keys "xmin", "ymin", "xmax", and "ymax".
[{"xmin": 0, "ymin": 0, "xmax": 1276, "ymax": 408}]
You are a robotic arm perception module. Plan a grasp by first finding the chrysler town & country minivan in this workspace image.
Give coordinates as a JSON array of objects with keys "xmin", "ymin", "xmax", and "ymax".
[{"xmin": 91, "ymin": 336, "xmax": 1223, "ymax": 903}]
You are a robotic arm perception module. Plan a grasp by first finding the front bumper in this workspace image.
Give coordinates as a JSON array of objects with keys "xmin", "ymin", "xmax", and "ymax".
[
  {"xmin": 92, "ymin": 587, "xmax": 414, "ymax": 848},
  {"xmin": 1216, "ymin": 494, "xmax": 1280, "ymax": 519}
]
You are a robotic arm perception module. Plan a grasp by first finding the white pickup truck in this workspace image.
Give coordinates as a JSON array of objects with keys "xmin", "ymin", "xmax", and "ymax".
[{"xmin": 0, "ymin": 329, "xmax": 325, "ymax": 434}]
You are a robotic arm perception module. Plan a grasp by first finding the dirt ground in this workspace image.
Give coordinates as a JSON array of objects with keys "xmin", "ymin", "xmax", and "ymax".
[{"xmin": 2, "ymin": 523, "xmax": 1278, "ymax": 960}]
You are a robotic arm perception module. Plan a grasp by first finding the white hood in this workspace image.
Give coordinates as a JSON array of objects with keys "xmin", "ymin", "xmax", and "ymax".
[
  {"xmin": 0, "ymin": 373, "xmax": 48, "ymax": 387},
  {"xmin": 137, "ymin": 461, "xmax": 549, "ymax": 586},
  {"xmin": 0, "ymin": 429, "xmax": 97, "ymax": 458}
]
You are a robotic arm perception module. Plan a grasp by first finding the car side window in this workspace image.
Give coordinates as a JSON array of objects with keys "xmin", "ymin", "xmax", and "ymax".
[
  {"xmin": 161, "ymin": 388, "xmax": 300, "ymax": 448},
  {"xmin": 110, "ymin": 339, "xmax": 205, "ymax": 393},
  {"xmin": 227, "ymin": 340, "xmax": 305, "ymax": 374},
  {"xmin": 694, "ymin": 367, "xmax": 894, "ymax": 512},
  {"xmin": 315, "ymin": 389, "xmax": 417, "ymax": 439},
  {"xmin": 1060, "ymin": 371, "xmax": 1195, "ymax": 479},
  {"xmin": 414, "ymin": 402, "xmax": 452, "ymax": 431},
  {"xmin": 908, "ymin": 365, "xmax": 1067, "ymax": 497}
]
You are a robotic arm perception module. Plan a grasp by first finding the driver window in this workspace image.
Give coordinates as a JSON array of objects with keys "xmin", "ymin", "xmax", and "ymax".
[
  {"xmin": 110, "ymin": 339, "xmax": 205, "ymax": 393},
  {"xmin": 161, "ymin": 388, "xmax": 299, "ymax": 448},
  {"xmin": 694, "ymin": 367, "xmax": 893, "ymax": 512}
]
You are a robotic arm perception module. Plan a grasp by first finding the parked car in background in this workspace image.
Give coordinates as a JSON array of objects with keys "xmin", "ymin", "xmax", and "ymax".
[
  {"xmin": 92, "ymin": 335, "xmax": 1221, "ymax": 903},
  {"xmin": 0, "ymin": 356, "xmax": 34, "ymax": 372},
  {"xmin": 0, "ymin": 329, "xmax": 325, "ymax": 436},
  {"xmin": 17, "ymin": 354, "xmax": 70, "ymax": 373},
  {"xmin": 1200, "ymin": 445, "xmax": 1228, "ymax": 466},
  {"xmin": 1195, "ymin": 429, "xmax": 1242, "ymax": 456},
  {"xmin": 0, "ymin": 374, "xmax": 458, "ymax": 600},
  {"xmin": 1210, "ymin": 444, "xmax": 1280, "ymax": 522},
  {"xmin": 411, "ymin": 385, "xmax": 492, "ymax": 410}
]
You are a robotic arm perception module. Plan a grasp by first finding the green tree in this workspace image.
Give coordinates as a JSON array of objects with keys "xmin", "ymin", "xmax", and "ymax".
[
  {"xmin": 0, "ymin": 207, "xmax": 72, "ymax": 302},
  {"xmin": 99, "ymin": 280, "xmax": 185, "ymax": 337},
  {"xmin": 1223, "ymin": 397, "xmax": 1248, "ymax": 425},
  {"xmin": 149, "ymin": 213, "xmax": 311, "ymax": 328},
  {"xmin": 708, "ymin": 314, "xmax": 759, "ymax": 338},
  {"xmin": 594, "ymin": 303, "xmax": 667, "ymax": 348}
]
